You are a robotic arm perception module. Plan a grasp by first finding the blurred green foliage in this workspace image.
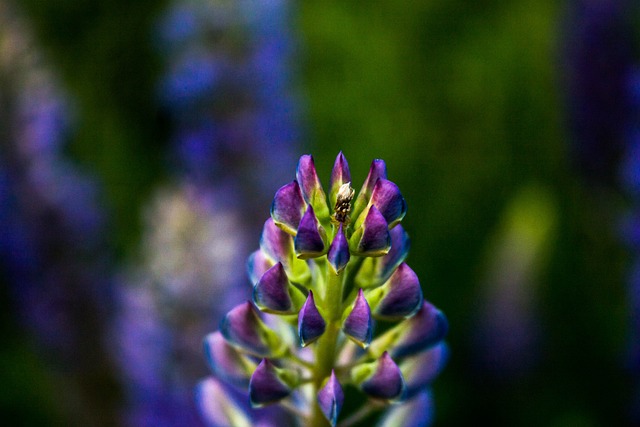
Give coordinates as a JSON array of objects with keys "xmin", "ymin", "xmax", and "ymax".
[{"xmin": 9, "ymin": 0, "xmax": 634, "ymax": 425}]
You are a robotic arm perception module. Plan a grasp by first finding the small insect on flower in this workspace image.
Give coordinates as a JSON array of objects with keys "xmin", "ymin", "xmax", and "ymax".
[{"xmin": 332, "ymin": 182, "xmax": 355, "ymax": 225}]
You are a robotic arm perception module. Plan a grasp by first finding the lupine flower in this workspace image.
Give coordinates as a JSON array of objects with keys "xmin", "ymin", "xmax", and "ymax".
[
  {"xmin": 115, "ymin": 0, "xmax": 302, "ymax": 425},
  {"xmin": 114, "ymin": 185, "xmax": 251, "ymax": 427},
  {"xmin": 199, "ymin": 153, "xmax": 448, "ymax": 427},
  {"xmin": 0, "ymin": 2, "xmax": 117, "ymax": 424}
]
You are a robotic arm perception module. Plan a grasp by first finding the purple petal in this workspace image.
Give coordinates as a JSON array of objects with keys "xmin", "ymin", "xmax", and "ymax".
[
  {"xmin": 402, "ymin": 343, "xmax": 448, "ymax": 399},
  {"xmin": 327, "ymin": 224, "xmax": 350, "ymax": 273},
  {"xmin": 220, "ymin": 301, "xmax": 282, "ymax": 357},
  {"xmin": 196, "ymin": 377, "xmax": 252, "ymax": 427},
  {"xmin": 329, "ymin": 151, "xmax": 351, "ymax": 207},
  {"xmin": 298, "ymin": 291, "xmax": 326, "ymax": 347},
  {"xmin": 294, "ymin": 205, "xmax": 327, "ymax": 258},
  {"xmin": 352, "ymin": 158, "xmax": 387, "ymax": 221},
  {"xmin": 260, "ymin": 218, "xmax": 309, "ymax": 281},
  {"xmin": 249, "ymin": 359, "xmax": 295, "ymax": 407},
  {"xmin": 391, "ymin": 301, "xmax": 448, "ymax": 358},
  {"xmin": 260, "ymin": 218, "xmax": 295, "ymax": 264},
  {"xmin": 253, "ymin": 262, "xmax": 293, "ymax": 313},
  {"xmin": 351, "ymin": 205, "xmax": 391, "ymax": 256},
  {"xmin": 270, "ymin": 180, "xmax": 307, "ymax": 235},
  {"xmin": 377, "ymin": 390, "xmax": 434, "ymax": 427},
  {"xmin": 296, "ymin": 154, "xmax": 329, "ymax": 218},
  {"xmin": 247, "ymin": 250, "xmax": 275, "ymax": 285},
  {"xmin": 378, "ymin": 224, "xmax": 411, "ymax": 282},
  {"xmin": 317, "ymin": 371, "xmax": 344, "ymax": 427},
  {"xmin": 342, "ymin": 289, "xmax": 372, "ymax": 348},
  {"xmin": 370, "ymin": 263, "xmax": 423, "ymax": 320},
  {"xmin": 203, "ymin": 332, "xmax": 254, "ymax": 387},
  {"xmin": 370, "ymin": 178, "xmax": 407, "ymax": 228},
  {"xmin": 358, "ymin": 352, "xmax": 406, "ymax": 402}
]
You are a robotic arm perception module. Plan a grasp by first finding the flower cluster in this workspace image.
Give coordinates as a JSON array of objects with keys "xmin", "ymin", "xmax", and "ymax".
[{"xmin": 198, "ymin": 153, "xmax": 448, "ymax": 427}]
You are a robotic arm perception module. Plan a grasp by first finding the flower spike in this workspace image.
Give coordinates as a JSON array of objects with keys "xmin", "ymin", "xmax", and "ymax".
[
  {"xmin": 270, "ymin": 180, "xmax": 307, "ymax": 235},
  {"xmin": 220, "ymin": 301, "xmax": 285, "ymax": 357},
  {"xmin": 317, "ymin": 371, "xmax": 344, "ymax": 427},
  {"xmin": 249, "ymin": 359, "xmax": 299, "ymax": 407},
  {"xmin": 329, "ymin": 151, "xmax": 352, "ymax": 208},
  {"xmin": 298, "ymin": 291, "xmax": 326, "ymax": 347},
  {"xmin": 253, "ymin": 262, "xmax": 305, "ymax": 314},
  {"xmin": 296, "ymin": 154, "xmax": 330, "ymax": 221},
  {"xmin": 342, "ymin": 289, "xmax": 372, "ymax": 348},
  {"xmin": 294, "ymin": 205, "xmax": 327, "ymax": 259},
  {"xmin": 327, "ymin": 223, "xmax": 350, "ymax": 274},
  {"xmin": 351, "ymin": 351, "xmax": 406, "ymax": 402},
  {"xmin": 350, "ymin": 205, "xmax": 391, "ymax": 256},
  {"xmin": 366, "ymin": 263, "xmax": 423, "ymax": 320},
  {"xmin": 200, "ymin": 153, "xmax": 447, "ymax": 427}
]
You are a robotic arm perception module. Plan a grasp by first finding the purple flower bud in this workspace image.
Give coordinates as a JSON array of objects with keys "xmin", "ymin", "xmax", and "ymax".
[
  {"xmin": 253, "ymin": 262, "xmax": 305, "ymax": 314},
  {"xmin": 317, "ymin": 370, "xmax": 344, "ymax": 427},
  {"xmin": 270, "ymin": 180, "xmax": 307, "ymax": 235},
  {"xmin": 350, "ymin": 205, "xmax": 391, "ymax": 256},
  {"xmin": 355, "ymin": 224, "xmax": 410, "ymax": 289},
  {"xmin": 260, "ymin": 217, "xmax": 295, "ymax": 264},
  {"xmin": 367, "ymin": 263, "xmax": 423, "ymax": 320},
  {"xmin": 329, "ymin": 151, "xmax": 351, "ymax": 208},
  {"xmin": 378, "ymin": 224, "xmax": 411, "ymax": 281},
  {"xmin": 298, "ymin": 291, "xmax": 326, "ymax": 347},
  {"xmin": 402, "ymin": 343, "xmax": 448, "ymax": 399},
  {"xmin": 249, "ymin": 359, "xmax": 298, "ymax": 407},
  {"xmin": 377, "ymin": 390, "xmax": 434, "ymax": 427},
  {"xmin": 389, "ymin": 301, "xmax": 448, "ymax": 358},
  {"xmin": 352, "ymin": 158, "xmax": 387, "ymax": 221},
  {"xmin": 352, "ymin": 352, "xmax": 406, "ymax": 402},
  {"xmin": 203, "ymin": 331, "xmax": 255, "ymax": 387},
  {"xmin": 259, "ymin": 218, "xmax": 309, "ymax": 282},
  {"xmin": 294, "ymin": 205, "xmax": 327, "ymax": 259},
  {"xmin": 327, "ymin": 223, "xmax": 350, "ymax": 274},
  {"xmin": 197, "ymin": 377, "xmax": 252, "ymax": 427},
  {"xmin": 296, "ymin": 154, "xmax": 330, "ymax": 219},
  {"xmin": 247, "ymin": 249, "xmax": 275, "ymax": 286},
  {"xmin": 370, "ymin": 178, "xmax": 407, "ymax": 228},
  {"xmin": 343, "ymin": 289, "xmax": 372, "ymax": 348},
  {"xmin": 220, "ymin": 301, "xmax": 284, "ymax": 357}
]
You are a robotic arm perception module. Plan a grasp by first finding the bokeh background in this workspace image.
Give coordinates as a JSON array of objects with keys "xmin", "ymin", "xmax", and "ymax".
[{"xmin": 1, "ymin": 0, "xmax": 639, "ymax": 426}]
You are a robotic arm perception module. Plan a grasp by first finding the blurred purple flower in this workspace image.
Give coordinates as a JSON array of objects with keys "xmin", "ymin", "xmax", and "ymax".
[
  {"xmin": 114, "ymin": 0, "xmax": 303, "ymax": 425},
  {"xmin": 0, "ymin": 1, "xmax": 117, "ymax": 424}
]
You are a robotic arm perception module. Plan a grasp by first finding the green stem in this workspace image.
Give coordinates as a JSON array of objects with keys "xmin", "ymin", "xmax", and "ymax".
[{"xmin": 310, "ymin": 265, "xmax": 345, "ymax": 427}]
